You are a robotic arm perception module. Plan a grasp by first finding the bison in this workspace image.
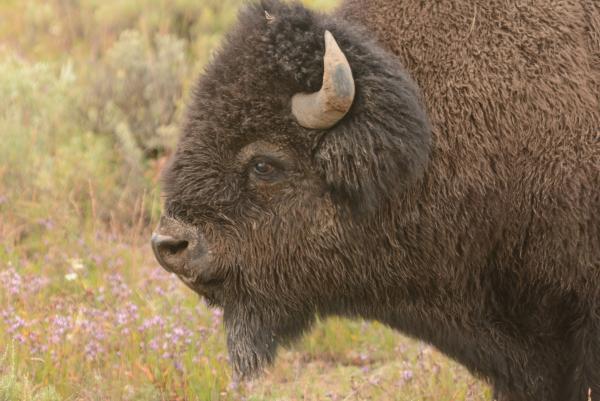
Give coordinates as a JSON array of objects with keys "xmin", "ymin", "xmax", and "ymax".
[{"xmin": 150, "ymin": 0, "xmax": 600, "ymax": 400}]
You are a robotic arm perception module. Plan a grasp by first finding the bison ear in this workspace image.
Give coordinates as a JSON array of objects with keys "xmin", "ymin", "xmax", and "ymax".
[{"xmin": 313, "ymin": 36, "xmax": 431, "ymax": 211}]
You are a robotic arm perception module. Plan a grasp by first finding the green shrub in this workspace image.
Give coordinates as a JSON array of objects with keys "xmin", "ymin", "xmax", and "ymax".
[
  {"xmin": 84, "ymin": 30, "xmax": 187, "ymax": 157},
  {"xmin": 0, "ymin": 56, "xmax": 77, "ymax": 195}
]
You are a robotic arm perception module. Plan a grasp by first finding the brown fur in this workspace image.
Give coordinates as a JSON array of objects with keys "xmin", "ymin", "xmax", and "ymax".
[
  {"xmin": 154, "ymin": 1, "xmax": 600, "ymax": 400},
  {"xmin": 339, "ymin": 2, "xmax": 600, "ymax": 397}
]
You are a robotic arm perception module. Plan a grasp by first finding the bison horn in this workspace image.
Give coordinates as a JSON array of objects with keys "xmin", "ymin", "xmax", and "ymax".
[{"xmin": 291, "ymin": 31, "xmax": 355, "ymax": 129}]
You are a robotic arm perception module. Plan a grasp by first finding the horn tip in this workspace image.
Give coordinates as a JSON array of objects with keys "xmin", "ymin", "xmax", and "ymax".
[{"xmin": 324, "ymin": 30, "xmax": 334, "ymax": 46}]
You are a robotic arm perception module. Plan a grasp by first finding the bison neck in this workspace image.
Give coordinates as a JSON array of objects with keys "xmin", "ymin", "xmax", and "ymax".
[{"xmin": 323, "ymin": 234, "xmax": 579, "ymax": 397}]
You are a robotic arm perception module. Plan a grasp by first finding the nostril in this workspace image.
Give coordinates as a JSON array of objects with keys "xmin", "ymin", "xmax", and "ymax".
[
  {"xmin": 151, "ymin": 234, "xmax": 189, "ymax": 272},
  {"xmin": 161, "ymin": 238, "xmax": 188, "ymax": 255}
]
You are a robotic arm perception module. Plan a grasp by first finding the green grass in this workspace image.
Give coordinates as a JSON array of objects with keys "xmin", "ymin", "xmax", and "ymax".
[{"xmin": 0, "ymin": 0, "xmax": 490, "ymax": 399}]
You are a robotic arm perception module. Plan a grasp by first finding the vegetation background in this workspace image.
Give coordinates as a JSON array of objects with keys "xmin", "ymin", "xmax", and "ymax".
[{"xmin": 0, "ymin": 0, "xmax": 491, "ymax": 400}]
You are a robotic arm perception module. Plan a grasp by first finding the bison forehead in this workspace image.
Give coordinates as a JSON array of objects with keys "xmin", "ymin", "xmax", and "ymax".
[{"xmin": 184, "ymin": 2, "xmax": 349, "ymax": 134}]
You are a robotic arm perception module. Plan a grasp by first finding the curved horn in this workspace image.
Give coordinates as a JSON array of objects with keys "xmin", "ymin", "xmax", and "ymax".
[{"xmin": 292, "ymin": 31, "xmax": 355, "ymax": 129}]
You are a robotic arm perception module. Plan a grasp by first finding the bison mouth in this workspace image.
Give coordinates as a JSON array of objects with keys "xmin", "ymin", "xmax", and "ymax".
[
  {"xmin": 152, "ymin": 251, "xmax": 226, "ymax": 306},
  {"xmin": 178, "ymin": 271, "xmax": 226, "ymax": 306}
]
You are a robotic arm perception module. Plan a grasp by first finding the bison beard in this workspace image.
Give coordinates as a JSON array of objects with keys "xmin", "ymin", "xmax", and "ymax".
[
  {"xmin": 225, "ymin": 307, "xmax": 278, "ymax": 379},
  {"xmin": 152, "ymin": 0, "xmax": 600, "ymax": 400},
  {"xmin": 224, "ymin": 301, "xmax": 314, "ymax": 378}
]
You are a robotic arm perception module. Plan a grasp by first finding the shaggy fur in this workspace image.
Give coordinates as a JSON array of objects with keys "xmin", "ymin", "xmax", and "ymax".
[{"xmin": 157, "ymin": 1, "xmax": 600, "ymax": 400}]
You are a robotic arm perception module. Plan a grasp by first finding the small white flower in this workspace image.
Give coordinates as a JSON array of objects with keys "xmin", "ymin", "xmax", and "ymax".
[
  {"xmin": 65, "ymin": 272, "xmax": 78, "ymax": 281},
  {"xmin": 70, "ymin": 258, "xmax": 85, "ymax": 271}
]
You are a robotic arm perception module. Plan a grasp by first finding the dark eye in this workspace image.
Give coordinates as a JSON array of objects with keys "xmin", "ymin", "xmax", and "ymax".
[{"xmin": 253, "ymin": 161, "xmax": 275, "ymax": 176}]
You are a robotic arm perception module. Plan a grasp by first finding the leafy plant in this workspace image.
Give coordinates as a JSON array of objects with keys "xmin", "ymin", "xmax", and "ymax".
[{"xmin": 85, "ymin": 30, "xmax": 187, "ymax": 157}]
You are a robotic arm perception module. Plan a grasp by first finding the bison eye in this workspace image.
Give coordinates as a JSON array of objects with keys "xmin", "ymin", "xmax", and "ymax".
[
  {"xmin": 250, "ymin": 158, "xmax": 283, "ymax": 182},
  {"xmin": 254, "ymin": 161, "xmax": 274, "ymax": 175},
  {"xmin": 245, "ymin": 153, "xmax": 288, "ymax": 183}
]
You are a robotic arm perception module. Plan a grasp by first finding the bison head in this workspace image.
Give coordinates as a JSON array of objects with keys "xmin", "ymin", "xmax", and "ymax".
[{"xmin": 151, "ymin": 0, "xmax": 431, "ymax": 378}]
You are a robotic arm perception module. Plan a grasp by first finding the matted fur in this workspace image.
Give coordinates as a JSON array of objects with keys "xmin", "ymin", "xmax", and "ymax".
[{"xmin": 159, "ymin": 1, "xmax": 600, "ymax": 400}]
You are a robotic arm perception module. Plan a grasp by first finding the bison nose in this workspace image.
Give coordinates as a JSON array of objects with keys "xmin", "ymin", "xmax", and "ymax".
[{"xmin": 151, "ymin": 233, "xmax": 189, "ymax": 273}]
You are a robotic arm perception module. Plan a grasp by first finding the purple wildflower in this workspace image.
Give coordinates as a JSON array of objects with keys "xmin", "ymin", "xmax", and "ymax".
[
  {"xmin": 48, "ymin": 314, "xmax": 72, "ymax": 344},
  {"xmin": 139, "ymin": 315, "xmax": 165, "ymax": 332},
  {"xmin": 84, "ymin": 340, "xmax": 103, "ymax": 360},
  {"xmin": 108, "ymin": 273, "xmax": 131, "ymax": 298},
  {"xmin": 28, "ymin": 275, "xmax": 49, "ymax": 294},
  {"xmin": 0, "ymin": 267, "xmax": 22, "ymax": 296}
]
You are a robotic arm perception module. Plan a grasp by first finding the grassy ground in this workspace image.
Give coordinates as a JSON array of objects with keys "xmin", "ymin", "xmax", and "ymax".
[{"xmin": 0, "ymin": 0, "xmax": 491, "ymax": 399}]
